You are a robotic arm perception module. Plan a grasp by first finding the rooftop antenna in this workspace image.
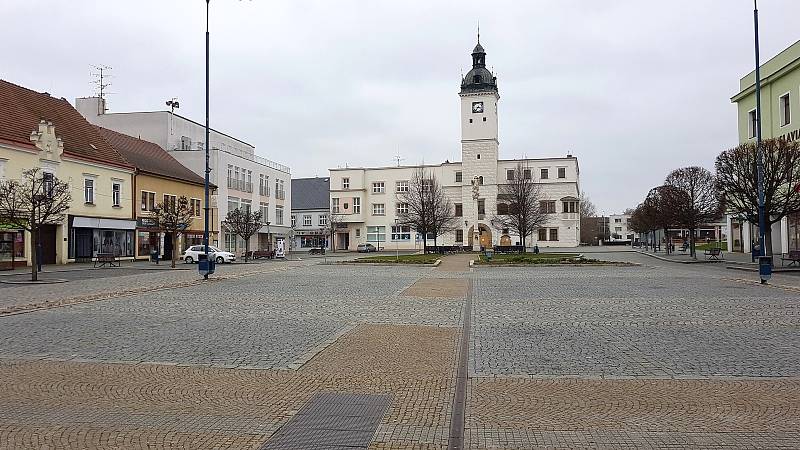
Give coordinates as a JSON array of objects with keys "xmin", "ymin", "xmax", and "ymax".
[
  {"xmin": 393, "ymin": 147, "xmax": 405, "ymax": 167},
  {"xmin": 89, "ymin": 64, "xmax": 113, "ymax": 113},
  {"xmin": 477, "ymin": 20, "xmax": 480, "ymax": 43}
]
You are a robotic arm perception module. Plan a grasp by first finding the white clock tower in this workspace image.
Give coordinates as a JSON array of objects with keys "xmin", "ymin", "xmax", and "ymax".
[{"xmin": 460, "ymin": 35, "xmax": 500, "ymax": 250}]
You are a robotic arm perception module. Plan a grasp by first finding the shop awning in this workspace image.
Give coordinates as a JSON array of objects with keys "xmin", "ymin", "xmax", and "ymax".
[{"xmin": 73, "ymin": 216, "xmax": 136, "ymax": 230}]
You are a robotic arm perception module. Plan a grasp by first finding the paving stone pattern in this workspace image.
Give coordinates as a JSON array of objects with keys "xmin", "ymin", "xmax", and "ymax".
[{"xmin": 471, "ymin": 265, "xmax": 800, "ymax": 378}]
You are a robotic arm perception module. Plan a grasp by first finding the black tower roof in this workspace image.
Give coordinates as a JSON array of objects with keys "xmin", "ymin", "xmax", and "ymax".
[{"xmin": 460, "ymin": 35, "xmax": 497, "ymax": 94}]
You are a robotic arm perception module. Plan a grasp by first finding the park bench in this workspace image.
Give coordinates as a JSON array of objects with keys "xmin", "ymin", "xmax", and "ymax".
[
  {"xmin": 704, "ymin": 247, "xmax": 723, "ymax": 260},
  {"xmin": 246, "ymin": 250, "xmax": 273, "ymax": 260},
  {"xmin": 493, "ymin": 245, "xmax": 525, "ymax": 254},
  {"xmin": 308, "ymin": 247, "xmax": 325, "ymax": 255},
  {"xmin": 780, "ymin": 250, "xmax": 800, "ymax": 267},
  {"xmin": 94, "ymin": 252, "xmax": 120, "ymax": 268},
  {"xmin": 678, "ymin": 242, "xmax": 689, "ymax": 253}
]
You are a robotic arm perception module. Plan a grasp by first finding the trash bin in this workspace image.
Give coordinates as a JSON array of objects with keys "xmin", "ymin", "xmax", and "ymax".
[
  {"xmin": 758, "ymin": 255, "xmax": 772, "ymax": 284},
  {"xmin": 484, "ymin": 249, "xmax": 494, "ymax": 261},
  {"xmin": 198, "ymin": 253, "xmax": 215, "ymax": 276}
]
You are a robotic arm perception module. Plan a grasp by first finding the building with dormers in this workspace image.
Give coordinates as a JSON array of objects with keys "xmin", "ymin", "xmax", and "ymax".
[
  {"xmin": 0, "ymin": 80, "xmax": 135, "ymax": 266},
  {"xmin": 328, "ymin": 36, "xmax": 580, "ymax": 251}
]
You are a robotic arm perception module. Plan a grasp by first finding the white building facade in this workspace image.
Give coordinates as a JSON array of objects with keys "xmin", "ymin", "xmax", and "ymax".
[
  {"xmin": 290, "ymin": 177, "xmax": 331, "ymax": 251},
  {"xmin": 608, "ymin": 214, "xmax": 633, "ymax": 244},
  {"xmin": 328, "ymin": 38, "xmax": 580, "ymax": 251},
  {"xmin": 75, "ymin": 98, "xmax": 291, "ymax": 253}
]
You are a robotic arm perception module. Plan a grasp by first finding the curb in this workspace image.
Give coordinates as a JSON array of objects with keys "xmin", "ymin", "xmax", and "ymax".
[{"xmin": 634, "ymin": 250, "xmax": 723, "ymax": 264}]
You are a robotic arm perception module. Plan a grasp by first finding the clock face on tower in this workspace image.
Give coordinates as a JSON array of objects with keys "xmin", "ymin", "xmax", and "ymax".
[{"xmin": 472, "ymin": 101, "xmax": 484, "ymax": 113}]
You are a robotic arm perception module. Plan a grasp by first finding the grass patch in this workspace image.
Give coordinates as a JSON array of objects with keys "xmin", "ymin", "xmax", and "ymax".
[
  {"xmin": 476, "ymin": 252, "xmax": 616, "ymax": 265},
  {"xmin": 354, "ymin": 253, "xmax": 442, "ymax": 264}
]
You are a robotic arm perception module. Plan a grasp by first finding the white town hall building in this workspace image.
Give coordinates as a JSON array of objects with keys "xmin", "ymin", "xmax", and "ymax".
[{"xmin": 328, "ymin": 36, "xmax": 580, "ymax": 251}]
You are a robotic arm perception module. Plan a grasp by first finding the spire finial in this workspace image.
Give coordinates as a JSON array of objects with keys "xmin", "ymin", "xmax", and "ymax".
[{"xmin": 477, "ymin": 20, "xmax": 480, "ymax": 44}]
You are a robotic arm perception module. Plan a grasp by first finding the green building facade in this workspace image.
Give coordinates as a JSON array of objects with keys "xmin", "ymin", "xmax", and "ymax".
[{"xmin": 729, "ymin": 40, "xmax": 800, "ymax": 254}]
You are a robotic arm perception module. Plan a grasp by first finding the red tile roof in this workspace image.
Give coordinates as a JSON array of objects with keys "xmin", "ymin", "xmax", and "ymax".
[
  {"xmin": 0, "ymin": 79, "xmax": 131, "ymax": 169},
  {"xmin": 95, "ymin": 126, "xmax": 208, "ymax": 187}
]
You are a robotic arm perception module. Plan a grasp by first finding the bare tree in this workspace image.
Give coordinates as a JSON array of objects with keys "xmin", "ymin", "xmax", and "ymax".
[
  {"xmin": 664, "ymin": 167, "xmax": 723, "ymax": 259},
  {"xmin": 150, "ymin": 195, "xmax": 194, "ymax": 268},
  {"xmin": 629, "ymin": 201, "xmax": 658, "ymax": 250},
  {"xmin": 324, "ymin": 210, "xmax": 345, "ymax": 252},
  {"xmin": 579, "ymin": 191, "xmax": 597, "ymax": 219},
  {"xmin": 645, "ymin": 185, "xmax": 682, "ymax": 254},
  {"xmin": 397, "ymin": 167, "xmax": 433, "ymax": 252},
  {"xmin": 223, "ymin": 208, "xmax": 263, "ymax": 262},
  {"xmin": 426, "ymin": 171, "xmax": 458, "ymax": 251},
  {"xmin": 715, "ymin": 139, "xmax": 800, "ymax": 255},
  {"xmin": 0, "ymin": 168, "xmax": 71, "ymax": 281},
  {"xmin": 491, "ymin": 163, "xmax": 548, "ymax": 249}
]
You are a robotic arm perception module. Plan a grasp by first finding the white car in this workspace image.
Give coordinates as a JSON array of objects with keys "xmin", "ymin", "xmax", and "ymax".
[{"xmin": 181, "ymin": 245, "xmax": 236, "ymax": 264}]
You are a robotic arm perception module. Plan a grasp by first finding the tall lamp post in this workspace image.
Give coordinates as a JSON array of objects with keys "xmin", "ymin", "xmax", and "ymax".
[
  {"xmin": 395, "ymin": 218, "xmax": 399, "ymax": 262},
  {"xmin": 201, "ymin": 0, "xmax": 212, "ymax": 279},
  {"xmin": 753, "ymin": 0, "xmax": 770, "ymax": 283}
]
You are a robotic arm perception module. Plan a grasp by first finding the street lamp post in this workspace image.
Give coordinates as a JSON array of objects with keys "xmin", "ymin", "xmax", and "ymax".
[
  {"xmin": 395, "ymin": 218, "xmax": 399, "ymax": 263},
  {"xmin": 753, "ymin": 0, "xmax": 770, "ymax": 283},
  {"xmin": 202, "ymin": 0, "xmax": 212, "ymax": 279}
]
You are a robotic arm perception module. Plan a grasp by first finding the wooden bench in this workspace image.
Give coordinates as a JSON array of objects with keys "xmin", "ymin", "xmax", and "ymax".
[
  {"xmin": 704, "ymin": 247, "xmax": 723, "ymax": 260},
  {"xmin": 780, "ymin": 250, "xmax": 800, "ymax": 267},
  {"xmin": 94, "ymin": 252, "xmax": 120, "ymax": 268},
  {"xmin": 245, "ymin": 250, "xmax": 273, "ymax": 260},
  {"xmin": 493, "ymin": 245, "xmax": 525, "ymax": 254}
]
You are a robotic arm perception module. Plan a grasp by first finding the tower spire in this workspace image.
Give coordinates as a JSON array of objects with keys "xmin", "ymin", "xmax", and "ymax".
[{"xmin": 477, "ymin": 20, "xmax": 480, "ymax": 44}]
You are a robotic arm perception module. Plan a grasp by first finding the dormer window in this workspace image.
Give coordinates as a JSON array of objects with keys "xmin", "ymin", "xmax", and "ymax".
[{"xmin": 473, "ymin": 75, "xmax": 481, "ymax": 83}]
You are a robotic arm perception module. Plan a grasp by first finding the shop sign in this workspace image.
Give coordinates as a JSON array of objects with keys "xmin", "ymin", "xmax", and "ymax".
[{"xmin": 136, "ymin": 217, "xmax": 158, "ymax": 228}]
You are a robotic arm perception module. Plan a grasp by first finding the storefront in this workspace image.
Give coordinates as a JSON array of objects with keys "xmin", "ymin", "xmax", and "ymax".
[
  {"xmin": 294, "ymin": 229, "xmax": 327, "ymax": 249},
  {"xmin": 0, "ymin": 229, "xmax": 25, "ymax": 270},
  {"xmin": 789, "ymin": 212, "xmax": 800, "ymax": 252},
  {"xmin": 68, "ymin": 216, "xmax": 136, "ymax": 261},
  {"xmin": 136, "ymin": 217, "xmax": 207, "ymax": 259}
]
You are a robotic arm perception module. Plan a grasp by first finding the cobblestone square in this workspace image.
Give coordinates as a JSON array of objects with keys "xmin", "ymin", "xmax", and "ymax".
[{"xmin": 0, "ymin": 253, "xmax": 797, "ymax": 449}]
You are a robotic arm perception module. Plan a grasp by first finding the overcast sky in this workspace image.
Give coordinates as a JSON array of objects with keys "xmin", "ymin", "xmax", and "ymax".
[{"xmin": 4, "ymin": 1, "xmax": 799, "ymax": 213}]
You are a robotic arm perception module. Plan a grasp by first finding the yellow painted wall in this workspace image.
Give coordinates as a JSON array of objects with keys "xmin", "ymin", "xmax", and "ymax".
[{"xmin": 1, "ymin": 142, "xmax": 134, "ymax": 265}]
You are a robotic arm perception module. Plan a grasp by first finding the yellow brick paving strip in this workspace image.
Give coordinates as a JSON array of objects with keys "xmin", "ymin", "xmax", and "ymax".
[
  {"xmin": 0, "ymin": 323, "xmax": 460, "ymax": 449},
  {"xmin": 466, "ymin": 377, "xmax": 800, "ymax": 448},
  {"xmin": 400, "ymin": 278, "xmax": 470, "ymax": 299},
  {"xmin": 0, "ymin": 264, "xmax": 296, "ymax": 317}
]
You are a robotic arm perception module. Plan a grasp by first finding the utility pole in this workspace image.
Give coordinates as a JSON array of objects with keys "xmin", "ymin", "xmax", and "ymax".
[
  {"xmin": 753, "ymin": 0, "xmax": 770, "ymax": 283},
  {"xmin": 202, "ymin": 0, "xmax": 212, "ymax": 279}
]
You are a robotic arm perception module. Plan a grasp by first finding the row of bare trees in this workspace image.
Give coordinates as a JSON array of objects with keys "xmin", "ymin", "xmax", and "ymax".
[{"xmin": 629, "ymin": 138, "xmax": 800, "ymax": 258}]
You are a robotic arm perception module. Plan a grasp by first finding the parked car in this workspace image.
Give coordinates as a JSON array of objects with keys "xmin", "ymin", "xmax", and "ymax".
[
  {"xmin": 357, "ymin": 243, "xmax": 377, "ymax": 253},
  {"xmin": 181, "ymin": 245, "xmax": 236, "ymax": 264}
]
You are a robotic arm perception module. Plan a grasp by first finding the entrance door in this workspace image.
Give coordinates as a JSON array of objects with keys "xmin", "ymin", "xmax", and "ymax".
[
  {"xmin": 39, "ymin": 225, "xmax": 57, "ymax": 264},
  {"xmin": 75, "ymin": 228, "xmax": 93, "ymax": 260},
  {"xmin": 163, "ymin": 233, "xmax": 173, "ymax": 260},
  {"xmin": 337, "ymin": 232, "xmax": 349, "ymax": 251},
  {"xmin": 479, "ymin": 226, "xmax": 492, "ymax": 249}
]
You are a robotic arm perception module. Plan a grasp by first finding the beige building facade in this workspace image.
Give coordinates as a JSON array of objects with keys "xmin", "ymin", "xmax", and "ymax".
[{"xmin": 329, "ymin": 38, "xmax": 580, "ymax": 251}]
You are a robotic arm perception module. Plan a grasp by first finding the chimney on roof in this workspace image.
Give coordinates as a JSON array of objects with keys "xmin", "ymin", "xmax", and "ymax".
[{"xmin": 74, "ymin": 96, "xmax": 106, "ymax": 123}]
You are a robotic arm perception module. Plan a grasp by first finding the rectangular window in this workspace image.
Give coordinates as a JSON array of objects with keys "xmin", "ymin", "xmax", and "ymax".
[
  {"xmin": 372, "ymin": 203, "xmax": 385, "ymax": 215},
  {"xmin": 319, "ymin": 214, "xmax": 328, "ymax": 227},
  {"xmin": 391, "ymin": 225, "xmax": 411, "ymax": 241},
  {"xmin": 367, "ymin": 226, "xmax": 386, "ymax": 244},
  {"xmin": 396, "ymin": 202, "xmax": 408, "ymax": 215},
  {"xmin": 455, "ymin": 203, "xmax": 463, "ymax": 217},
  {"xmin": 562, "ymin": 201, "xmax": 577, "ymax": 213},
  {"xmin": 242, "ymin": 200, "xmax": 253, "ymax": 215},
  {"xmin": 540, "ymin": 201, "xmax": 556, "ymax": 214},
  {"xmin": 261, "ymin": 202, "xmax": 269, "ymax": 222},
  {"xmin": 523, "ymin": 169, "xmax": 532, "ymax": 180},
  {"xmin": 396, "ymin": 180, "xmax": 409, "ymax": 192},
  {"xmin": 84, "ymin": 178, "xmax": 94, "ymax": 204},
  {"xmin": 141, "ymin": 191, "xmax": 155, "ymax": 211},
  {"xmin": 246, "ymin": 170, "xmax": 253, "ymax": 192},
  {"xmin": 163, "ymin": 194, "xmax": 177, "ymax": 212},
  {"xmin": 112, "ymin": 183, "xmax": 121, "ymax": 207},
  {"xmin": 332, "ymin": 198, "xmax": 340, "ymax": 213},
  {"xmin": 191, "ymin": 198, "xmax": 202, "ymax": 217},
  {"xmin": 372, "ymin": 182, "xmax": 385, "ymax": 193},
  {"xmin": 276, "ymin": 205, "xmax": 284, "ymax": 225},
  {"xmin": 538, "ymin": 228, "xmax": 547, "ymax": 241},
  {"xmin": 615, "ymin": 226, "xmax": 623, "ymax": 232},
  {"xmin": 352, "ymin": 197, "xmax": 361, "ymax": 214},
  {"xmin": 342, "ymin": 177, "xmax": 350, "ymax": 189},
  {"xmin": 748, "ymin": 109, "xmax": 757, "ymax": 138},
  {"xmin": 558, "ymin": 167, "xmax": 566, "ymax": 179},
  {"xmin": 455, "ymin": 229, "xmax": 464, "ymax": 242},
  {"xmin": 303, "ymin": 215, "xmax": 312, "ymax": 226},
  {"xmin": 42, "ymin": 172, "xmax": 54, "ymax": 198},
  {"xmin": 355, "ymin": 228, "xmax": 361, "ymax": 237},
  {"xmin": 540, "ymin": 168, "xmax": 549, "ymax": 179},
  {"xmin": 506, "ymin": 169, "xmax": 515, "ymax": 181},
  {"xmin": 227, "ymin": 196, "xmax": 239, "ymax": 213},
  {"xmin": 477, "ymin": 199, "xmax": 485, "ymax": 215},
  {"xmin": 455, "ymin": 171, "xmax": 462, "ymax": 183},
  {"xmin": 780, "ymin": 92, "xmax": 791, "ymax": 126},
  {"xmin": 549, "ymin": 228, "xmax": 559, "ymax": 241},
  {"xmin": 291, "ymin": 214, "xmax": 296, "ymax": 227}
]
